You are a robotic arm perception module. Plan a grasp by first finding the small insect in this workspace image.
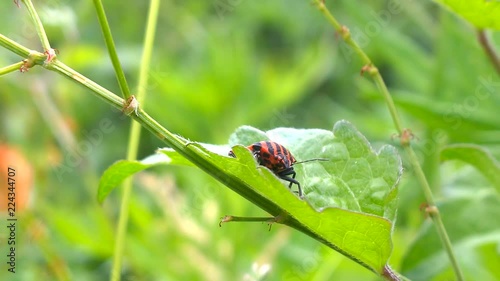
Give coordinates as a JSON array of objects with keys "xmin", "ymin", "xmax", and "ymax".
[{"xmin": 229, "ymin": 141, "xmax": 327, "ymax": 198}]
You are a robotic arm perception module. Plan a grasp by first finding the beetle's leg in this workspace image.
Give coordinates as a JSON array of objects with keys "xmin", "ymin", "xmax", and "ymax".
[{"xmin": 279, "ymin": 174, "xmax": 303, "ymax": 198}]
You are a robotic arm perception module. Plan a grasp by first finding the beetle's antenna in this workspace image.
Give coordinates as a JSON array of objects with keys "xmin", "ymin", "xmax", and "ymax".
[{"xmin": 294, "ymin": 158, "xmax": 329, "ymax": 165}]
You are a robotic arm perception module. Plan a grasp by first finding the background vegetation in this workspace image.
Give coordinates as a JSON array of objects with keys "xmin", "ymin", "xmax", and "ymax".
[{"xmin": 0, "ymin": 0, "xmax": 499, "ymax": 280}]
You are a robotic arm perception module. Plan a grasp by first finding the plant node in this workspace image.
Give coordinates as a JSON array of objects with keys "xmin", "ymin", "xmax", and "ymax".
[
  {"xmin": 122, "ymin": 95, "xmax": 139, "ymax": 116},
  {"xmin": 339, "ymin": 25, "xmax": 350, "ymax": 40},
  {"xmin": 44, "ymin": 48, "xmax": 58, "ymax": 65},
  {"xmin": 399, "ymin": 129, "xmax": 415, "ymax": 146},
  {"xmin": 360, "ymin": 64, "xmax": 378, "ymax": 76},
  {"xmin": 420, "ymin": 203, "xmax": 439, "ymax": 218}
]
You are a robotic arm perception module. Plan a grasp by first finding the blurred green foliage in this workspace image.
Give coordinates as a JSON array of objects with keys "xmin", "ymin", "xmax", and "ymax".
[{"xmin": 0, "ymin": 0, "xmax": 499, "ymax": 281}]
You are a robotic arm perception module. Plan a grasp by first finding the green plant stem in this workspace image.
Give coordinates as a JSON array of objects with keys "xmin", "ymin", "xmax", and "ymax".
[
  {"xmin": 0, "ymin": 61, "xmax": 24, "ymax": 75},
  {"xmin": 110, "ymin": 175, "xmax": 132, "ymax": 281},
  {"xmin": 314, "ymin": 1, "xmax": 403, "ymax": 134},
  {"xmin": 0, "ymin": 33, "xmax": 31, "ymax": 57},
  {"xmin": 110, "ymin": 1, "xmax": 160, "ymax": 280},
  {"xmin": 92, "ymin": 0, "xmax": 132, "ymax": 99},
  {"xmin": 3, "ymin": 7, "xmax": 406, "ymax": 280},
  {"xmin": 477, "ymin": 29, "xmax": 500, "ymax": 76},
  {"xmin": 46, "ymin": 57, "xmax": 188, "ymax": 154},
  {"xmin": 50, "ymin": 61, "xmax": 124, "ymax": 107},
  {"xmin": 135, "ymin": 0, "xmax": 159, "ymax": 105},
  {"xmin": 21, "ymin": 0, "xmax": 51, "ymax": 51},
  {"xmin": 371, "ymin": 74, "xmax": 403, "ymax": 134},
  {"xmin": 313, "ymin": 1, "xmax": 464, "ymax": 280},
  {"xmin": 220, "ymin": 215, "xmax": 276, "ymax": 224},
  {"xmin": 403, "ymin": 147, "xmax": 463, "ymax": 276}
]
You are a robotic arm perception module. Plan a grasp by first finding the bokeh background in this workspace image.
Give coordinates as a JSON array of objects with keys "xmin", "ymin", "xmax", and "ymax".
[{"xmin": 1, "ymin": 0, "xmax": 499, "ymax": 280}]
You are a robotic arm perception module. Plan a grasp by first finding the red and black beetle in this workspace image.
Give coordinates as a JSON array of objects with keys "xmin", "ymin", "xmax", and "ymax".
[{"xmin": 229, "ymin": 141, "xmax": 326, "ymax": 198}]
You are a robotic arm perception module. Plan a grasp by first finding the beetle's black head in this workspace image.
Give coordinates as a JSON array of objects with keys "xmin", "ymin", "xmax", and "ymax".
[{"xmin": 249, "ymin": 142, "xmax": 262, "ymax": 153}]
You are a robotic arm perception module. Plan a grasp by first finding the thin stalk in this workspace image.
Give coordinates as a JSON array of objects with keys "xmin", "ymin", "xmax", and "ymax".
[
  {"xmin": 92, "ymin": 0, "xmax": 132, "ymax": 99},
  {"xmin": 403, "ymin": 147, "xmax": 463, "ymax": 276},
  {"xmin": 0, "ymin": 61, "xmax": 24, "ymax": 75},
  {"xmin": 220, "ymin": 215, "xmax": 276, "ymax": 224},
  {"xmin": 135, "ymin": 0, "xmax": 159, "ymax": 105},
  {"xmin": 1, "ymin": 1, "xmax": 460, "ymax": 279},
  {"xmin": 21, "ymin": 0, "xmax": 51, "ymax": 51},
  {"xmin": 371, "ymin": 73, "xmax": 404, "ymax": 134},
  {"xmin": 314, "ymin": 1, "xmax": 403, "ymax": 134},
  {"xmin": 110, "ymin": 1, "xmax": 160, "ymax": 280},
  {"xmin": 312, "ymin": 1, "xmax": 464, "ymax": 280},
  {"xmin": 110, "ymin": 176, "xmax": 132, "ymax": 281},
  {"xmin": 477, "ymin": 29, "xmax": 500, "ymax": 76},
  {"xmin": 47, "ymin": 59, "xmax": 187, "ymax": 152},
  {"xmin": 0, "ymin": 33, "xmax": 38, "ymax": 59}
]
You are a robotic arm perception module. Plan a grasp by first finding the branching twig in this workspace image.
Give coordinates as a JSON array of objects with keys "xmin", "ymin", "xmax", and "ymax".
[{"xmin": 477, "ymin": 29, "xmax": 500, "ymax": 77}]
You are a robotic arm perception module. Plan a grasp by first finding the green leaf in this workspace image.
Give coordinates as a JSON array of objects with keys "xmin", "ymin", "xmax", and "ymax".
[
  {"xmin": 98, "ymin": 120, "xmax": 402, "ymax": 276},
  {"xmin": 230, "ymin": 122, "xmax": 402, "ymax": 221},
  {"xmin": 228, "ymin": 125, "xmax": 269, "ymax": 146},
  {"xmin": 441, "ymin": 144, "xmax": 500, "ymax": 191},
  {"xmin": 401, "ymin": 192, "xmax": 500, "ymax": 280},
  {"xmin": 165, "ymin": 120, "xmax": 401, "ymax": 275},
  {"xmin": 433, "ymin": 0, "xmax": 500, "ymax": 30},
  {"xmin": 97, "ymin": 160, "xmax": 153, "ymax": 203},
  {"xmin": 178, "ymin": 143, "xmax": 395, "ymax": 274},
  {"xmin": 98, "ymin": 143, "xmax": 233, "ymax": 203},
  {"xmin": 151, "ymin": 148, "xmax": 195, "ymax": 167}
]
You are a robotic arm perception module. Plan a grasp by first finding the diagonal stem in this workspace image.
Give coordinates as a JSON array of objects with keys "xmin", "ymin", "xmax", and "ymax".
[
  {"xmin": 0, "ymin": 33, "xmax": 33, "ymax": 58},
  {"xmin": 21, "ymin": 0, "xmax": 51, "ymax": 51},
  {"xmin": 314, "ymin": 1, "xmax": 404, "ymax": 134},
  {"xmin": 477, "ymin": 29, "xmax": 500, "ymax": 77},
  {"xmin": 92, "ymin": 0, "xmax": 132, "ymax": 99},
  {"xmin": 312, "ymin": 1, "xmax": 464, "ymax": 280},
  {"xmin": 0, "ymin": 61, "xmax": 24, "ymax": 75}
]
